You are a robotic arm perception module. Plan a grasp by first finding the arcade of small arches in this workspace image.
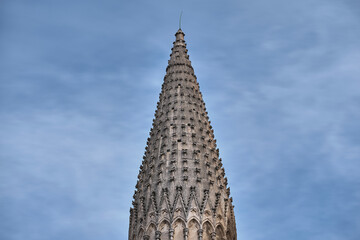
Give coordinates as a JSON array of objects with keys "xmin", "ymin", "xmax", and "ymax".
[{"xmin": 133, "ymin": 217, "xmax": 233, "ymax": 240}]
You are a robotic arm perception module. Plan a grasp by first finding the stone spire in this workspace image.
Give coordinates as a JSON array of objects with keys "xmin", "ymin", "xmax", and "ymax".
[{"xmin": 129, "ymin": 29, "xmax": 237, "ymax": 240}]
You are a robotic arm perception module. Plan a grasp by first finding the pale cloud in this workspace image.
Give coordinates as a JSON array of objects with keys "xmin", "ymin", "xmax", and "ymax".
[{"xmin": 1, "ymin": 0, "xmax": 360, "ymax": 240}]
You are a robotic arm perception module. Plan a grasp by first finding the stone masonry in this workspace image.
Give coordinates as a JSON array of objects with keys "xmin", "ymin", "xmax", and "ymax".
[{"xmin": 129, "ymin": 29, "xmax": 237, "ymax": 240}]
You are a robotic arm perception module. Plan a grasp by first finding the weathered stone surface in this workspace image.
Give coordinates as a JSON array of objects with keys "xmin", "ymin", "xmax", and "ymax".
[{"xmin": 129, "ymin": 29, "xmax": 237, "ymax": 240}]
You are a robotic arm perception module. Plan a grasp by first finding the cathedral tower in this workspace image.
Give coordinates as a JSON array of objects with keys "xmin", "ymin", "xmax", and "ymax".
[{"xmin": 129, "ymin": 29, "xmax": 237, "ymax": 240}]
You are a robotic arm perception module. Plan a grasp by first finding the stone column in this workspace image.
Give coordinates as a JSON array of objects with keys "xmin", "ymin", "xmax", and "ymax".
[
  {"xmin": 211, "ymin": 232, "xmax": 216, "ymax": 240},
  {"xmin": 198, "ymin": 229, "xmax": 203, "ymax": 240},
  {"xmin": 169, "ymin": 229, "xmax": 174, "ymax": 240},
  {"xmin": 183, "ymin": 228, "xmax": 189, "ymax": 240},
  {"xmin": 155, "ymin": 230, "xmax": 162, "ymax": 240}
]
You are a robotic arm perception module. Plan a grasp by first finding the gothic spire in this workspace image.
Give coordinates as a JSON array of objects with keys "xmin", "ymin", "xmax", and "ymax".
[{"xmin": 129, "ymin": 28, "xmax": 237, "ymax": 240}]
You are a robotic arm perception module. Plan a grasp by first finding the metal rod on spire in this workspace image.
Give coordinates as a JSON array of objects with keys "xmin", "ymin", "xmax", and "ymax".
[{"xmin": 179, "ymin": 11, "xmax": 183, "ymax": 29}]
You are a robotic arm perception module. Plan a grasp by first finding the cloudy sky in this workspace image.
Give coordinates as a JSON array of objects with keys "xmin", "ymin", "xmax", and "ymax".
[{"xmin": 1, "ymin": 0, "xmax": 360, "ymax": 239}]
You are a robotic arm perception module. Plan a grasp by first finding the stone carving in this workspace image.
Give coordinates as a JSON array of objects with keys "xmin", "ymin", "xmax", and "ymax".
[{"xmin": 128, "ymin": 29, "xmax": 237, "ymax": 239}]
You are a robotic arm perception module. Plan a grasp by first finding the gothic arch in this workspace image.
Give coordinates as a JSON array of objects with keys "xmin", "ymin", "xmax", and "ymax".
[
  {"xmin": 158, "ymin": 217, "xmax": 171, "ymax": 227},
  {"xmin": 172, "ymin": 218, "xmax": 186, "ymax": 240},
  {"xmin": 138, "ymin": 228, "xmax": 145, "ymax": 239},
  {"xmin": 187, "ymin": 216, "xmax": 200, "ymax": 227},
  {"xmin": 215, "ymin": 225, "xmax": 225, "ymax": 240},
  {"xmin": 159, "ymin": 220, "xmax": 170, "ymax": 240},
  {"xmin": 172, "ymin": 216, "xmax": 187, "ymax": 226},
  {"xmin": 146, "ymin": 222, "xmax": 156, "ymax": 240},
  {"xmin": 145, "ymin": 221, "xmax": 156, "ymax": 233},
  {"xmin": 202, "ymin": 198, "xmax": 214, "ymax": 220},
  {"xmin": 173, "ymin": 192, "xmax": 186, "ymax": 220},
  {"xmin": 188, "ymin": 218, "xmax": 200, "ymax": 239},
  {"xmin": 202, "ymin": 221, "xmax": 214, "ymax": 240},
  {"xmin": 187, "ymin": 192, "xmax": 200, "ymax": 212}
]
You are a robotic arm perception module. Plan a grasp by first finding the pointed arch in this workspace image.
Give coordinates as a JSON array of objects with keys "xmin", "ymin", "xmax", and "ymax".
[
  {"xmin": 172, "ymin": 218, "xmax": 185, "ymax": 240},
  {"xmin": 146, "ymin": 222, "xmax": 156, "ymax": 240},
  {"xmin": 146, "ymin": 191, "xmax": 157, "ymax": 214},
  {"xmin": 187, "ymin": 193, "xmax": 200, "ymax": 221},
  {"xmin": 215, "ymin": 224, "xmax": 225, "ymax": 240},
  {"xmin": 187, "ymin": 216, "xmax": 200, "ymax": 226},
  {"xmin": 159, "ymin": 220, "xmax": 170, "ymax": 240},
  {"xmin": 202, "ymin": 221, "xmax": 214, "ymax": 240},
  {"xmin": 200, "ymin": 191, "xmax": 211, "ymax": 214},
  {"xmin": 202, "ymin": 195, "xmax": 214, "ymax": 221},
  {"xmin": 187, "ymin": 190, "xmax": 200, "ymax": 210},
  {"xmin": 188, "ymin": 218, "xmax": 200, "ymax": 240},
  {"xmin": 146, "ymin": 198, "xmax": 157, "ymax": 225},
  {"xmin": 159, "ymin": 190, "xmax": 171, "ymax": 225},
  {"xmin": 173, "ymin": 191, "xmax": 186, "ymax": 220},
  {"xmin": 173, "ymin": 215, "xmax": 187, "ymax": 225},
  {"xmin": 158, "ymin": 216, "xmax": 171, "ymax": 229},
  {"xmin": 138, "ymin": 228, "xmax": 145, "ymax": 240}
]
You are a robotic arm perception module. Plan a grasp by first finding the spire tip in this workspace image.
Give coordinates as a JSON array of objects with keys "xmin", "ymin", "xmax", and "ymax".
[{"xmin": 179, "ymin": 11, "xmax": 183, "ymax": 29}]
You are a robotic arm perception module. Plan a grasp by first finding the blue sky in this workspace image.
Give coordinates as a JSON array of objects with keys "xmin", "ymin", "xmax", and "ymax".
[{"xmin": 1, "ymin": 0, "xmax": 360, "ymax": 239}]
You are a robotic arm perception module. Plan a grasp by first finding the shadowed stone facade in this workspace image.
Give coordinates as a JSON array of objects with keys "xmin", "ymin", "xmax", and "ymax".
[{"xmin": 129, "ymin": 29, "xmax": 237, "ymax": 240}]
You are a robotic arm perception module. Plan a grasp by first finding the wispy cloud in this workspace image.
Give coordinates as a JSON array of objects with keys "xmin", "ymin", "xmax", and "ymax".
[{"xmin": 1, "ymin": 0, "xmax": 359, "ymax": 240}]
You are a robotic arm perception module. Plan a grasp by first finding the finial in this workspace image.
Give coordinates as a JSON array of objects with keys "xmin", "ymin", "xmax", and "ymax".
[{"xmin": 179, "ymin": 10, "xmax": 183, "ymax": 29}]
